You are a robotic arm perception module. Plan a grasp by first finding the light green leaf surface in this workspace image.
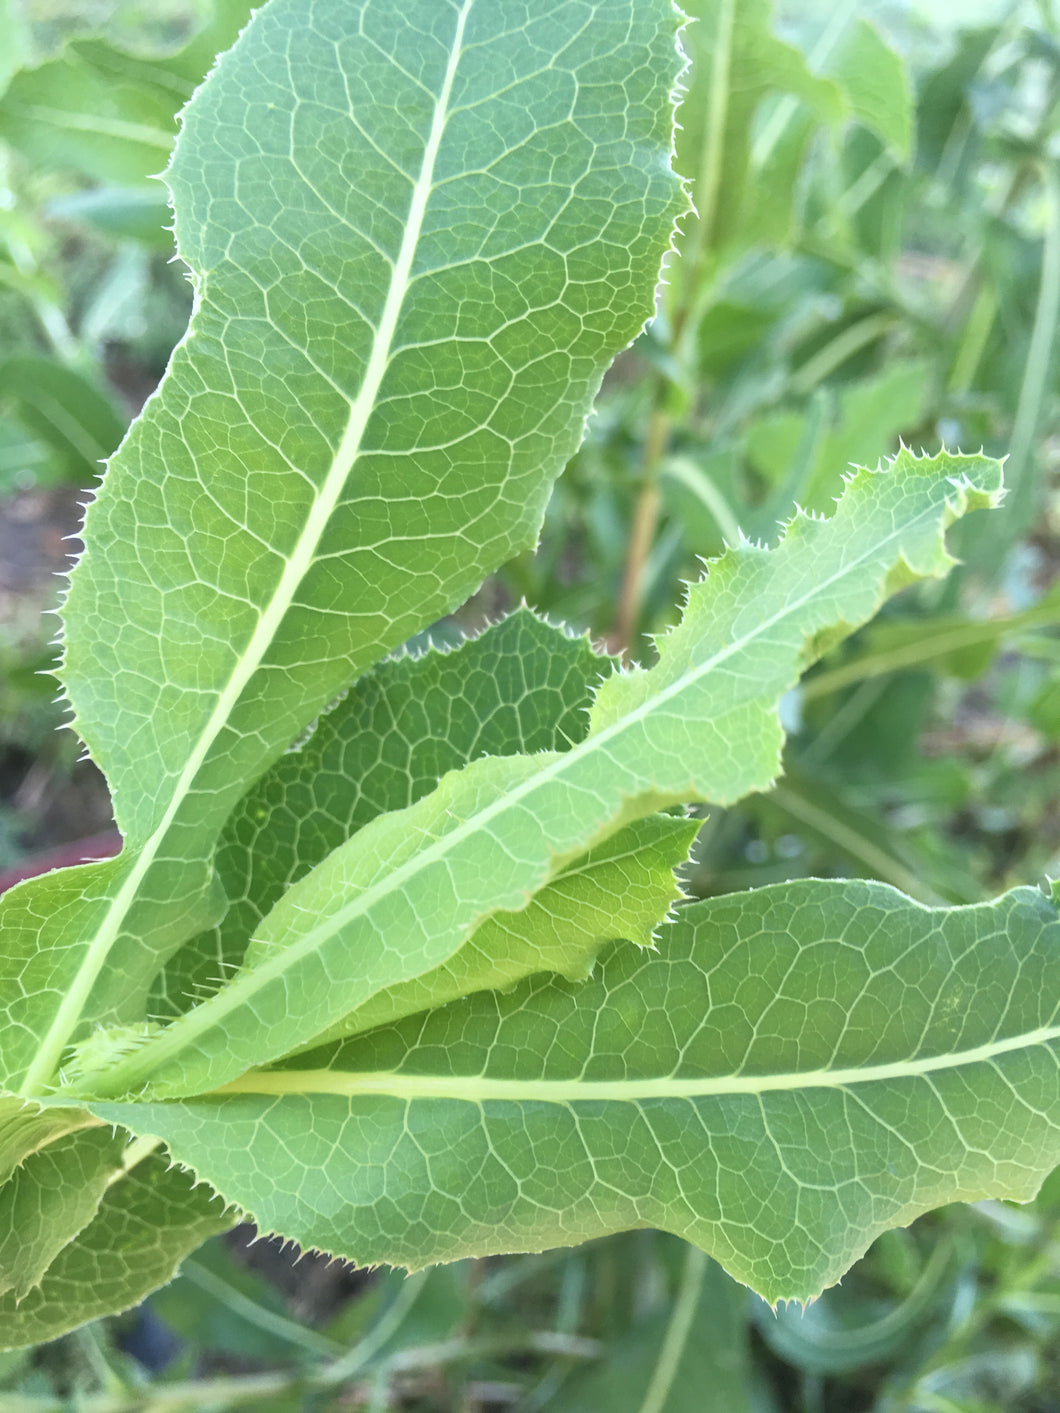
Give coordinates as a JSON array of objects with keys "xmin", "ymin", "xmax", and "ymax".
[
  {"xmin": 0, "ymin": 1098, "xmax": 99, "ymax": 1185},
  {"xmin": 94, "ymin": 878, "xmax": 1060, "ymax": 1306},
  {"xmin": 0, "ymin": 1125, "xmax": 119, "ymax": 1300},
  {"xmin": 153, "ymin": 610, "xmax": 618, "ymax": 1017},
  {"xmin": 78, "ymin": 449, "xmax": 1003, "ymax": 1101},
  {"xmin": 0, "ymin": 0, "xmax": 685, "ymax": 1097},
  {"xmin": 0, "ymin": 1150, "xmax": 234, "ymax": 1351},
  {"xmin": 305, "ymin": 813, "xmax": 696, "ymax": 1051},
  {"xmin": 154, "ymin": 608, "xmax": 693, "ymax": 1046}
]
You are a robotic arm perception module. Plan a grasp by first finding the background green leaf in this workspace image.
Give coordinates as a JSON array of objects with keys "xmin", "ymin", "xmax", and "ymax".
[
  {"xmin": 0, "ymin": 1, "xmax": 254, "ymax": 187},
  {"xmin": 550, "ymin": 1241, "xmax": 759, "ymax": 1413}
]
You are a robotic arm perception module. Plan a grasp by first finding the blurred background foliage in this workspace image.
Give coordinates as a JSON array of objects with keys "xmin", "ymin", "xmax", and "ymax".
[{"xmin": 2, "ymin": 0, "xmax": 1060, "ymax": 1407}]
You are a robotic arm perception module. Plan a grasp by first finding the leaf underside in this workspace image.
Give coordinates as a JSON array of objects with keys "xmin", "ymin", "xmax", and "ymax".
[
  {"xmin": 82, "ymin": 449, "xmax": 1004, "ymax": 1101},
  {"xmin": 94, "ymin": 879, "xmax": 1060, "ymax": 1306},
  {"xmin": 0, "ymin": 0, "xmax": 686, "ymax": 1097},
  {"xmin": 2, "ymin": 0, "xmax": 1053, "ymax": 1351},
  {"xmin": 152, "ymin": 607, "xmax": 694, "ymax": 1048}
]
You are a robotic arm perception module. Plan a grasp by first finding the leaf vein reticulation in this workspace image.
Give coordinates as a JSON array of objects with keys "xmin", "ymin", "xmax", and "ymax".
[
  {"xmin": 89, "ymin": 465, "xmax": 984, "ymax": 1094},
  {"xmin": 218, "ymin": 1023, "xmax": 1060, "ymax": 1103},
  {"xmin": 221, "ymin": 480, "xmax": 969, "ymax": 967},
  {"xmin": 20, "ymin": 0, "xmax": 476, "ymax": 1096}
]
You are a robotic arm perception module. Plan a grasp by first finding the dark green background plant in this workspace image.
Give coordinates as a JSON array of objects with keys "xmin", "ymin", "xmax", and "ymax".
[{"xmin": 1, "ymin": 0, "xmax": 1059, "ymax": 1407}]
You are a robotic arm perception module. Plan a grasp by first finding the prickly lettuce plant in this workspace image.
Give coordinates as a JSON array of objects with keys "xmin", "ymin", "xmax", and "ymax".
[{"xmin": 0, "ymin": 0, "xmax": 1056, "ymax": 1351}]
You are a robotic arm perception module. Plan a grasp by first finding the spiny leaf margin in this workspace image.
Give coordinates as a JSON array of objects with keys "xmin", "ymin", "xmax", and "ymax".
[
  {"xmin": 88, "ymin": 877, "xmax": 1060, "ymax": 1306},
  {"xmin": 70, "ymin": 447, "xmax": 1003, "ymax": 1101}
]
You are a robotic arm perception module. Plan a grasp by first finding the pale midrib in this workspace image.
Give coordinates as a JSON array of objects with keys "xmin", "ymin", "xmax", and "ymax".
[
  {"xmin": 97, "ymin": 476, "xmax": 973, "ymax": 1096},
  {"xmin": 20, "ymin": 0, "xmax": 476, "ymax": 1098},
  {"xmin": 218, "ymin": 1022, "xmax": 1060, "ymax": 1103}
]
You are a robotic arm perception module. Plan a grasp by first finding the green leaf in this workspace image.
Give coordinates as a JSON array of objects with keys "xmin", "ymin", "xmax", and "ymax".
[
  {"xmin": 43, "ymin": 184, "xmax": 175, "ymax": 246},
  {"xmin": 0, "ymin": 1, "xmax": 255, "ymax": 186},
  {"xmin": 1, "ymin": 0, "xmax": 685, "ymax": 1097},
  {"xmin": 0, "ymin": 1148, "xmax": 233, "ymax": 1351},
  {"xmin": 0, "ymin": 1097, "xmax": 100, "ymax": 1185},
  {"xmin": 304, "ymin": 813, "xmax": 697, "ymax": 1051},
  {"xmin": 77, "ymin": 449, "xmax": 1003, "ymax": 1101},
  {"xmin": 153, "ymin": 609, "xmax": 619, "ymax": 1018},
  {"xmin": 0, "ymin": 40, "xmax": 179, "ymax": 184},
  {"xmin": 0, "ymin": 0, "xmax": 29, "ymax": 102},
  {"xmin": 92, "ymin": 877, "xmax": 1060, "ymax": 1306},
  {"xmin": 0, "ymin": 356, "xmax": 128, "ymax": 483},
  {"xmin": 154, "ymin": 609, "xmax": 694, "ymax": 1045},
  {"xmin": 916, "ymin": 27, "xmax": 997, "ymax": 177},
  {"xmin": 825, "ymin": 20, "xmax": 913, "ymax": 161},
  {"xmin": 0, "ymin": 1125, "xmax": 122, "ymax": 1300},
  {"xmin": 674, "ymin": 0, "xmax": 844, "ymax": 264},
  {"xmin": 752, "ymin": 1235, "xmax": 958, "ymax": 1375},
  {"xmin": 746, "ymin": 359, "xmax": 930, "ymax": 515}
]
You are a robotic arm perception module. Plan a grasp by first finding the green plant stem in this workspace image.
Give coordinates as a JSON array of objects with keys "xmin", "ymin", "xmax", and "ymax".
[
  {"xmin": 382, "ymin": 1329, "xmax": 603, "ymax": 1372},
  {"xmin": 660, "ymin": 454, "xmax": 742, "ymax": 545},
  {"xmin": 322, "ymin": 1269, "xmax": 429, "ymax": 1383},
  {"xmin": 671, "ymin": 0, "xmax": 733, "ymax": 345},
  {"xmin": 75, "ymin": 1324, "xmax": 129, "ymax": 1397},
  {"xmin": 997, "ymin": 159, "xmax": 1060, "ymax": 546},
  {"xmin": 938, "ymin": 48, "xmax": 1059, "ymax": 429},
  {"xmin": 798, "ymin": 678, "xmax": 890, "ymax": 771},
  {"xmin": 836, "ymin": 148, "xmax": 898, "ymax": 219},
  {"xmin": 801, "ymin": 596, "xmax": 1060, "ymax": 700},
  {"xmin": 0, "ymin": 1371, "xmax": 304, "ymax": 1412},
  {"xmin": 751, "ymin": 0, "xmax": 857, "ymax": 168},
  {"xmin": 941, "ymin": 161, "xmax": 1027, "ymax": 348},
  {"xmin": 937, "ymin": 150, "xmax": 1060, "ymax": 610},
  {"xmin": 946, "ymin": 281, "xmax": 997, "ymax": 394},
  {"xmin": 616, "ymin": 0, "xmax": 745, "ymax": 653},
  {"xmin": 788, "ymin": 311, "xmax": 895, "ymax": 397},
  {"xmin": 0, "ymin": 1328, "xmax": 602, "ymax": 1412},
  {"xmin": 637, "ymin": 1244, "xmax": 708, "ymax": 1413},
  {"xmin": 521, "ymin": 1252, "xmax": 590, "ymax": 1411},
  {"xmin": 768, "ymin": 780, "xmax": 944, "ymax": 904},
  {"xmin": 613, "ymin": 402, "xmax": 670, "ymax": 654},
  {"xmin": 180, "ymin": 1258, "xmax": 344, "ymax": 1359},
  {"xmin": 890, "ymin": 1211, "xmax": 1060, "ymax": 1410}
]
